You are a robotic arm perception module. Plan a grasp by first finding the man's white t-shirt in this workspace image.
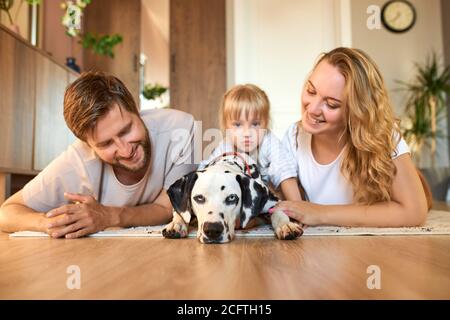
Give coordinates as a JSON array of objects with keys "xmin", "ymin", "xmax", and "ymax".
[
  {"xmin": 282, "ymin": 123, "xmax": 410, "ymax": 205},
  {"xmin": 23, "ymin": 109, "xmax": 196, "ymax": 212}
]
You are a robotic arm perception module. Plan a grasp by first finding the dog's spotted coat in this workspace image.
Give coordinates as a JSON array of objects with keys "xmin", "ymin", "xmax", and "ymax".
[{"xmin": 162, "ymin": 153, "xmax": 303, "ymax": 243}]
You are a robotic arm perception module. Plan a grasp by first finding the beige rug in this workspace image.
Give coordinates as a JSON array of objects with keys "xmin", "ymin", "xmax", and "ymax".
[{"xmin": 9, "ymin": 210, "xmax": 450, "ymax": 238}]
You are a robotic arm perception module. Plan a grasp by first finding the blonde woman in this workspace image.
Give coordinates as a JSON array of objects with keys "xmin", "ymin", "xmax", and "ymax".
[
  {"xmin": 274, "ymin": 47, "xmax": 432, "ymax": 227},
  {"xmin": 200, "ymin": 84, "xmax": 302, "ymax": 201}
]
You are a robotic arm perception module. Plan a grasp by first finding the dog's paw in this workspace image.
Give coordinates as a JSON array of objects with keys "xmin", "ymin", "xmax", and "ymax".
[
  {"xmin": 275, "ymin": 222, "xmax": 303, "ymax": 240},
  {"xmin": 162, "ymin": 221, "xmax": 188, "ymax": 239}
]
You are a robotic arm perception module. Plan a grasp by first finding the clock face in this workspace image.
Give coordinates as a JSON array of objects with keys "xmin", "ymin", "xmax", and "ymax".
[{"xmin": 381, "ymin": 0, "xmax": 416, "ymax": 33}]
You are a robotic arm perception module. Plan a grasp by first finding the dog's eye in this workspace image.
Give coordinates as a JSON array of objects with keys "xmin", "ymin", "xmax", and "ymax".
[
  {"xmin": 225, "ymin": 194, "xmax": 239, "ymax": 205},
  {"xmin": 193, "ymin": 195, "xmax": 206, "ymax": 204}
]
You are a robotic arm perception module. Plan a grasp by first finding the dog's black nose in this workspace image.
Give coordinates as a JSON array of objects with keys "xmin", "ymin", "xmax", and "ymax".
[{"xmin": 203, "ymin": 222, "xmax": 224, "ymax": 240}]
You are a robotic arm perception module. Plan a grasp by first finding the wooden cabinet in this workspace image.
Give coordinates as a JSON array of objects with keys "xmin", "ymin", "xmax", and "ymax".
[
  {"xmin": 0, "ymin": 29, "xmax": 35, "ymax": 172},
  {"xmin": 0, "ymin": 25, "xmax": 78, "ymax": 174},
  {"xmin": 83, "ymin": 0, "xmax": 141, "ymax": 105},
  {"xmin": 170, "ymin": 0, "xmax": 227, "ymax": 133},
  {"xmin": 33, "ymin": 55, "xmax": 76, "ymax": 171}
]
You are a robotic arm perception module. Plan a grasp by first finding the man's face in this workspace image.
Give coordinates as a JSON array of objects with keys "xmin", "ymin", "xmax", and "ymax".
[{"xmin": 86, "ymin": 104, "xmax": 150, "ymax": 172}]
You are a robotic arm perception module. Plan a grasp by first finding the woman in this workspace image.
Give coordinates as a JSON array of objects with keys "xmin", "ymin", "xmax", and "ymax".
[{"xmin": 274, "ymin": 47, "xmax": 432, "ymax": 227}]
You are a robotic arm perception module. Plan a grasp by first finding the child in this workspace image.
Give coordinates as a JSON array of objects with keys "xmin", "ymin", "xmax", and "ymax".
[{"xmin": 200, "ymin": 84, "xmax": 302, "ymax": 201}]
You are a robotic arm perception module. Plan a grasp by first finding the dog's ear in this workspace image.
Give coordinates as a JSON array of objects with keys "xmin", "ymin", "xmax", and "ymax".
[
  {"xmin": 248, "ymin": 163, "xmax": 262, "ymax": 179},
  {"xmin": 235, "ymin": 174, "xmax": 269, "ymax": 228},
  {"xmin": 167, "ymin": 171, "xmax": 198, "ymax": 222}
]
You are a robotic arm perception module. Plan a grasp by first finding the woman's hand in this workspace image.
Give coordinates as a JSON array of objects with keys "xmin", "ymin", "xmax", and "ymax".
[{"xmin": 273, "ymin": 200, "xmax": 323, "ymax": 226}]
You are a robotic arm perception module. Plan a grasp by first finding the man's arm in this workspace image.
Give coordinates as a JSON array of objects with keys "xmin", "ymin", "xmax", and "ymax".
[
  {"xmin": 109, "ymin": 188, "xmax": 173, "ymax": 228},
  {"xmin": 0, "ymin": 188, "xmax": 173, "ymax": 238},
  {"xmin": 44, "ymin": 189, "xmax": 173, "ymax": 238},
  {"xmin": 0, "ymin": 190, "xmax": 48, "ymax": 233}
]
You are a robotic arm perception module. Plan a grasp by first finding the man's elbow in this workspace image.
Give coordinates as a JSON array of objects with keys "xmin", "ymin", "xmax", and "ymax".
[
  {"xmin": 0, "ymin": 206, "xmax": 13, "ymax": 233},
  {"xmin": 0, "ymin": 201, "xmax": 33, "ymax": 233}
]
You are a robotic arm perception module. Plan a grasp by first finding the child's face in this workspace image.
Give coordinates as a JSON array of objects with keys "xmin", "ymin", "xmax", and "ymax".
[{"xmin": 226, "ymin": 112, "xmax": 266, "ymax": 153}]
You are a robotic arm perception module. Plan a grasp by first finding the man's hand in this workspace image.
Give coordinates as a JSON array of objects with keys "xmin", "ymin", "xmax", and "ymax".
[{"xmin": 45, "ymin": 193, "xmax": 115, "ymax": 239}]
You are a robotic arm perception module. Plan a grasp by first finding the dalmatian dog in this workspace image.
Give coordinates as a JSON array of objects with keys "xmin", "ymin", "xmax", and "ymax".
[{"xmin": 162, "ymin": 152, "xmax": 303, "ymax": 243}]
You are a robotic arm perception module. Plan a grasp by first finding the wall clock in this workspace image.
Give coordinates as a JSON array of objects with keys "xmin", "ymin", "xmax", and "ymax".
[{"xmin": 381, "ymin": 0, "xmax": 416, "ymax": 33}]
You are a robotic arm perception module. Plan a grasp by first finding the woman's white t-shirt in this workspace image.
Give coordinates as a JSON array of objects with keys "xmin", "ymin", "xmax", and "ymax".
[{"xmin": 282, "ymin": 123, "xmax": 410, "ymax": 205}]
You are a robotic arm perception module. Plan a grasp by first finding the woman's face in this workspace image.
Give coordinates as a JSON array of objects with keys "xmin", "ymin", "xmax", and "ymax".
[{"xmin": 301, "ymin": 60, "xmax": 346, "ymax": 136}]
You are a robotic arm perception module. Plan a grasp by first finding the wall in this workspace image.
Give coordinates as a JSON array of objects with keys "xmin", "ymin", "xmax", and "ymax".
[
  {"xmin": 351, "ymin": 0, "xmax": 448, "ymax": 167},
  {"xmin": 227, "ymin": 0, "xmax": 448, "ymax": 167},
  {"xmin": 0, "ymin": 0, "xmax": 29, "ymax": 40},
  {"xmin": 140, "ymin": 0, "xmax": 170, "ymax": 109},
  {"xmin": 227, "ymin": 0, "xmax": 349, "ymax": 138},
  {"xmin": 441, "ymin": 0, "xmax": 450, "ymax": 162},
  {"xmin": 42, "ymin": 0, "xmax": 83, "ymax": 70},
  {"xmin": 0, "ymin": 1, "xmax": 84, "ymax": 71}
]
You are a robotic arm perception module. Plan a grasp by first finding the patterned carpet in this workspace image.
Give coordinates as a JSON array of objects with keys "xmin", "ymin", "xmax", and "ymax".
[{"xmin": 9, "ymin": 210, "xmax": 450, "ymax": 238}]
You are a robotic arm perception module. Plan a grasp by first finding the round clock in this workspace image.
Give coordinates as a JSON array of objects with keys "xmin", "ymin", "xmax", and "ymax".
[{"xmin": 381, "ymin": 0, "xmax": 416, "ymax": 33}]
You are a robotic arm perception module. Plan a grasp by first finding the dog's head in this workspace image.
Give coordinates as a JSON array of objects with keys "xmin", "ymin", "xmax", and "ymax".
[{"xmin": 167, "ymin": 156, "xmax": 271, "ymax": 243}]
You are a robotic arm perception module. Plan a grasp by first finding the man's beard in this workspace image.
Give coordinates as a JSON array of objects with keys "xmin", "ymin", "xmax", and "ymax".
[{"xmin": 111, "ymin": 128, "xmax": 151, "ymax": 173}]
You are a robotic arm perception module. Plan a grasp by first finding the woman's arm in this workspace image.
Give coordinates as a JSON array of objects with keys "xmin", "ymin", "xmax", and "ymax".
[
  {"xmin": 280, "ymin": 178, "xmax": 303, "ymax": 201},
  {"xmin": 275, "ymin": 154, "xmax": 429, "ymax": 227}
]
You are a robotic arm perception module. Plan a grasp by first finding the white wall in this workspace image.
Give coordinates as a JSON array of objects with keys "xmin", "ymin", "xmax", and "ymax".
[
  {"xmin": 351, "ymin": 0, "xmax": 448, "ymax": 167},
  {"xmin": 227, "ymin": 0, "xmax": 448, "ymax": 167},
  {"xmin": 227, "ymin": 0, "xmax": 350, "ymax": 138}
]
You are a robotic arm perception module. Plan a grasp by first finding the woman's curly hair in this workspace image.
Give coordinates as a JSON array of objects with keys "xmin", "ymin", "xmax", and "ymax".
[{"xmin": 313, "ymin": 47, "xmax": 401, "ymax": 204}]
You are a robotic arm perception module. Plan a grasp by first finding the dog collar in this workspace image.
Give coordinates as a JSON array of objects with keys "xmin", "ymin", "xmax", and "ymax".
[{"xmin": 213, "ymin": 152, "xmax": 253, "ymax": 176}]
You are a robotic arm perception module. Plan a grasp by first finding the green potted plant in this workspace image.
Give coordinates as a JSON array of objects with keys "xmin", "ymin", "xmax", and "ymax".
[
  {"xmin": 399, "ymin": 52, "xmax": 450, "ymax": 167},
  {"xmin": 142, "ymin": 83, "xmax": 169, "ymax": 108},
  {"xmin": 60, "ymin": 0, "xmax": 123, "ymax": 71},
  {"xmin": 142, "ymin": 83, "xmax": 168, "ymax": 101},
  {"xmin": 79, "ymin": 32, "xmax": 123, "ymax": 58}
]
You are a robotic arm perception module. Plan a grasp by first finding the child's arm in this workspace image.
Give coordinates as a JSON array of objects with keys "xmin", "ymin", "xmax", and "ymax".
[
  {"xmin": 280, "ymin": 178, "xmax": 302, "ymax": 201},
  {"xmin": 262, "ymin": 131, "xmax": 300, "ymax": 200}
]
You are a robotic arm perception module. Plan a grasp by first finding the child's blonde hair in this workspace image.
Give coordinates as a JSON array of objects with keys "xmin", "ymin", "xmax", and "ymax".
[{"xmin": 219, "ymin": 84, "xmax": 271, "ymax": 130}]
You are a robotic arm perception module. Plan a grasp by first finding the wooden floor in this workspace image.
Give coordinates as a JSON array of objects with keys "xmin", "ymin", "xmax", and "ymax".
[
  {"xmin": 1, "ymin": 231, "xmax": 449, "ymax": 299},
  {"xmin": 1, "ymin": 202, "xmax": 450, "ymax": 299}
]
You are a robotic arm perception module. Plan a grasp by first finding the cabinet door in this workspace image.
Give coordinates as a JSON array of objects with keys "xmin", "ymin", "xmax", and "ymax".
[
  {"xmin": 0, "ymin": 29, "xmax": 35, "ymax": 171},
  {"xmin": 83, "ymin": 0, "xmax": 141, "ymax": 105},
  {"xmin": 33, "ymin": 55, "xmax": 75, "ymax": 171},
  {"xmin": 170, "ymin": 0, "xmax": 226, "ymax": 132}
]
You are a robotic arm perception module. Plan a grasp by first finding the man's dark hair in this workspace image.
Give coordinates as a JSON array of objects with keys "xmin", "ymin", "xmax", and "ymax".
[{"xmin": 63, "ymin": 71, "xmax": 139, "ymax": 141}]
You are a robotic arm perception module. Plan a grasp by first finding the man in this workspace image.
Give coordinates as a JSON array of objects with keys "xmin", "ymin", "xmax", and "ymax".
[{"xmin": 0, "ymin": 72, "xmax": 196, "ymax": 238}]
